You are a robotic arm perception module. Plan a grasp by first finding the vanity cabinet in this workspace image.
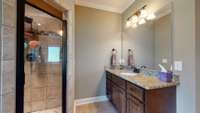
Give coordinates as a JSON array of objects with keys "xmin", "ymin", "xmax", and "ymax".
[
  {"xmin": 112, "ymin": 84, "xmax": 126, "ymax": 113},
  {"xmin": 127, "ymin": 95, "xmax": 144, "ymax": 113},
  {"xmin": 127, "ymin": 82, "xmax": 144, "ymax": 113},
  {"xmin": 106, "ymin": 72, "xmax": 126, "ymax": 113},
  {"xmin": 106, "ymin": 74, "xmax": 112, "ymax": 100},
  {"xmin": 106, "ymin": 71, "xmax": 176, "ymax": 113}
]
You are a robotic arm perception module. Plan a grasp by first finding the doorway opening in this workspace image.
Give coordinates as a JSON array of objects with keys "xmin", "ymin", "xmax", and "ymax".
[{"xmin": 16, "ymin": 1, "xmax": 67, "ymax": 113}]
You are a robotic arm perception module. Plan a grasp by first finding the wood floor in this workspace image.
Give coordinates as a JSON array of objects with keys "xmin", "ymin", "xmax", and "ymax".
[{"xmin": 76, "ymin": 101, "xmax": 117, "ymax": 113}]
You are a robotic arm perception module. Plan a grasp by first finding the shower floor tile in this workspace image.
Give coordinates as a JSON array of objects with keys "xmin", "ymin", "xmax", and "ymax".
[{"xmin": 31, "ymin": 107, "xmax": 61, "ymax": 113}]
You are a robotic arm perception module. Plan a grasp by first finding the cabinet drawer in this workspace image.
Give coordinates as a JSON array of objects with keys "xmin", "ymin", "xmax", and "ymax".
[
  {"xmin": 127, "ymin": 82, "xmax": 144, "ymax": 102},
  {"xmin": 112, "ymin": 75, "xmax": 126, "ymax": 89}
]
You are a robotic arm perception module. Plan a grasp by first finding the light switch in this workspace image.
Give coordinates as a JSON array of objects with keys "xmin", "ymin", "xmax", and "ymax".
[
  {"xmin": 174, "ymin": 61, "xmax": 183, "ymax": 71},
  {"xmin": 162, "ymin": 58, "xmax": 168, "ymax": 64}
]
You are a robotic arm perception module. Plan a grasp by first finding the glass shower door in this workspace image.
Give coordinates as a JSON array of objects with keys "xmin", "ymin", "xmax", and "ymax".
[{"xmin": 24, "ymin": 4, "xmax": 64, "ymax": 113}]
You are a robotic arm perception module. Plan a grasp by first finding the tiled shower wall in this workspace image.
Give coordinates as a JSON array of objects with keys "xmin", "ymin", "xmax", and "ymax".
[
  {"xmin": 24, "ymin": 35, "xmax": 62, "ymax": 112},
  {"xmin": 0, "ymin": 0, "xmax": 75, "ymax": 113},
  {"xmin": 0, "ymin": 0, "xmax": 17, "ymax": 113}
]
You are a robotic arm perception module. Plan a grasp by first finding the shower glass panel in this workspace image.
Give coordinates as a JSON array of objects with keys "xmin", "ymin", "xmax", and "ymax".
[{"xmin": 24, "ymin": 4, "xmax": 63, "ymax": 113}]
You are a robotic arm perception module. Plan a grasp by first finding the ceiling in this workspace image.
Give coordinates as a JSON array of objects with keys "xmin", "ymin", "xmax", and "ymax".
[{"xmin": 76, "ymin": 0, "xmax": 136, "ymax": 13}]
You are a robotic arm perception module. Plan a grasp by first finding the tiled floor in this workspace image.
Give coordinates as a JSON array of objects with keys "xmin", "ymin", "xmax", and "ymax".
[
  {"xmin": 31, "ymin": 107, "xmax": 61, "ymax": 113},
  {"xmin": 76, "ymin": 101, "xmax": 117, "ymax": 113}
]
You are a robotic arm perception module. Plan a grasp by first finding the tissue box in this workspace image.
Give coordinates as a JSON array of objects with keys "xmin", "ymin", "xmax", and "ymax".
[{"xmin": 159, "ymin": 72, "xmax": 173, "ymax": 82}]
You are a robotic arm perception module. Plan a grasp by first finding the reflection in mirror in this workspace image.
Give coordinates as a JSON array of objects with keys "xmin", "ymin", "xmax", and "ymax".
[{"xmin": 122, "ymin": 2, "xmax": 173, "ymax": 71}]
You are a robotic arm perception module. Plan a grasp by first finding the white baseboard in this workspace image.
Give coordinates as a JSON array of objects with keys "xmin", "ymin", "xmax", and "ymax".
[{"xmin": 75, "ymin": 96, "xmax": 108, "ymax": 106}]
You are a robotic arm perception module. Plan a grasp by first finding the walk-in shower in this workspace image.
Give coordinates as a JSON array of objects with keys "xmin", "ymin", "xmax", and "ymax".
[{"xmin": 23, "ymin": 4, "xmax": 65, "ymax": 113}]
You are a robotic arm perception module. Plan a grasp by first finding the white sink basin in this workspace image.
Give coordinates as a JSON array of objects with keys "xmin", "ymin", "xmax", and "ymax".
[{"xmin": 120, "ymin": 72, "xmax": 138, "ymax": 77}]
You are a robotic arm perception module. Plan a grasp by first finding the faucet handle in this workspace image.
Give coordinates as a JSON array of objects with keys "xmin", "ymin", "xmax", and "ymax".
[{"xmin": 140, "ymin": 65, "xmax": 147, "ymax": 69}]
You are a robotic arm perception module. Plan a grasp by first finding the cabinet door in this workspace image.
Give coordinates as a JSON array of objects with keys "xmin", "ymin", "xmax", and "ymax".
[
  {"xmin": 112, "ymin": 84, "xmax": 126, "ymax": 113},
  {"xmin": 106, "ymin": 78, "xmax": 112, "ymax": 100},
  {"xmin": 111, "ymin": 84, "xmax": 118, "ymax": 108},
  {"xmin": 127, "ymin": 95, "xmax": 144, "ymax": 113}
]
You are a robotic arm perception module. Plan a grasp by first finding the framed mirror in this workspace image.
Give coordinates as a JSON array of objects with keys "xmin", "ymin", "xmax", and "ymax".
[{"xmin": 122, "ymin": 1, "xmax": 173, "ymax": 71}]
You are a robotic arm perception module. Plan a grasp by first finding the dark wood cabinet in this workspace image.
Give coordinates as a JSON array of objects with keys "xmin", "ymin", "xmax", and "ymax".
[
  {"xmin": 106, "ymin": 71, "xmax": 176, "ymax": 113},
  {"xmin": 127, "ymin": 82, "xmax": 144, "ymax": 102},
  {"xmin": 106, "ymin": 72, "xmax": 126, "ymax": 113},
  {"xmin": 106, "ymin": 72, "xmax": 112, "ymax": 101},
  {"xmin": 112, "ymin": 84, "xmax": 126, "ymax": 113},
  {"xmin": 106, "ymin": 78, "xmax": 112, "ymax": 100},
  {"xmin": 127, "ymin": 95, "xmax": 144, "ymax": 113}
]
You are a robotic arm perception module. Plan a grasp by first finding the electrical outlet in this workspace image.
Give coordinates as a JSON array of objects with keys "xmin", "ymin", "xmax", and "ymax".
[{"xmin": 174, "ymin": 61, "xmax": 183, "ymax": 71}]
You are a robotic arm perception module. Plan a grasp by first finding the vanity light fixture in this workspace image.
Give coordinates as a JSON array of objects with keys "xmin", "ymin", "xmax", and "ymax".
[
  {"xmin": 138, "ymin": 18, "xmax": 146, "ymax": 25},
  {"xmin": 130, "ymin": 15, "xmax": 138, "ymax": 23},
  {"xmin": 126, "ymin": 15, "xmax": 138, "ymax": 28},
  {"xmin": 131, "ymin": 23, "xmax": 138, "ymax": 28},
  {"xmin": 126, "ymin": 20, "xmax": 132, "ymax": 28},
  {"xmin": 126, "ymin": 5, "xmax": 156, "ymax": 28},
  {"xmin": 147, "ymin": 13, "xmax": 156, "ymax": 20},
  {"xmin": 59, "ymin": 30, "xmax": 63, "ymax": 36},
  {"xmin": 37, "ymin": 23, "xmax": 41, "ymax": 26},
  {"xmin": 140, "ymin": 9, "xmax": 148, "ymax": 18}
]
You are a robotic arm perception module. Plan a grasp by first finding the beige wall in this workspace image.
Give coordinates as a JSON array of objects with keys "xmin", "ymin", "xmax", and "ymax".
[
  {"xmin": 196, "ymin": 0, "xmax": 200, "ymax": 112},
  {"xmin": 173, "ymin": 0, "xmax": 196, "ymax": 113},
  {"xmin": 75, "ymin": 5, "xmax": 122, "ymax": 99}
]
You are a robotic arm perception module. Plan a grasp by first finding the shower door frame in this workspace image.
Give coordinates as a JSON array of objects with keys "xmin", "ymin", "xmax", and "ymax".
[{"xmin": 16, "ymin": 1, "xmax": 67, "ymax": 113}]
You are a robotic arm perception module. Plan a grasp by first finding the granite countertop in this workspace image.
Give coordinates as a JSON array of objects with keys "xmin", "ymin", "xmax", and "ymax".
[{"xmin": 105, "ymin": 68, "xmax": 180, "ymax": 90}]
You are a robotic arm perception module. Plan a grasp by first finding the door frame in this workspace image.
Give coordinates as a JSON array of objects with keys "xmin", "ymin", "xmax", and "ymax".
[{"xmin": 16, "ymin": 1, "xmax": 67, "ymax": 113}]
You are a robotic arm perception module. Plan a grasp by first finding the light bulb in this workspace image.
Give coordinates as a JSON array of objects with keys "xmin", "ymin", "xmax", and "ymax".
[
  {"xmin": 147, "ymin": 13, "xmax": 156, "ymax": 20},
  {"xmin": 138, "ymin": 18, "xmax": 146, "ymax": 25},
  {"xmin": 130, "ymin": 15, "xmax": 138, "ymax": 23},
  {"xmin": 59, "ymin": 30, "xmax": 63, "ymax": 36},
  {"xmin": 126, "ymin": 21, "xmax": 131, "ymax": 28},
  {"xmin": 140, "ymin": 9, "xmax": 148, "ymax": 18},
  {"xmin": 131, "ymin": 23, "xmax": 138, "ymax": 28}
]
